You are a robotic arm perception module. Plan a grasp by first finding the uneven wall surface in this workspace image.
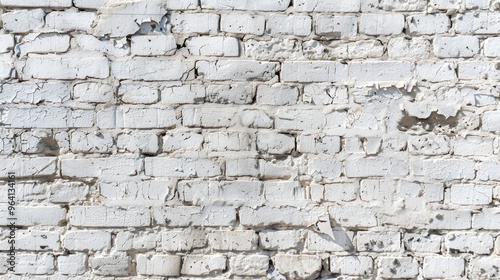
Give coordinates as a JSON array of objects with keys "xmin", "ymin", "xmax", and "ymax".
[{"xmin": 0, "ymin": 0, "xmax": 500, "ymax": 278}]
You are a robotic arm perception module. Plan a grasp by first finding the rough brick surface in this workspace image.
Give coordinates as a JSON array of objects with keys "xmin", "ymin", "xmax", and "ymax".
[{"xmin": 1, "ymin": 0, "xmax": 498, "ymax": 278}]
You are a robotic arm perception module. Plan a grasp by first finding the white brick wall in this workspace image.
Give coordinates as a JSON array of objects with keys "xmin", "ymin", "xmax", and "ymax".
[{"xmin": 1, "ymin": 0, "xmax": 499, "ymax": 278}]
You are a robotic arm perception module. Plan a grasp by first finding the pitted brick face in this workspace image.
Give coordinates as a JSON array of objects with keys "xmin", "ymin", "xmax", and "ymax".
[{"xmin": 1, "ymin": 0, "xmax": 500, "ymax": 278}]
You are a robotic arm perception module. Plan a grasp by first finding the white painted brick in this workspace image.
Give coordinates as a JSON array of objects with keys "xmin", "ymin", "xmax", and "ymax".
[
  {"xmin": 197, "ymin": 60, "xmax": 279, "ymax": 81},
  {"xmin": 240, "ymin": 109, "xmax": 273, "ymax": 128},
  {"xmin": 349, "ymin": 61, "xmax": 413, "ymax": 84},
  {"xmin": 357, "ymin": 231, "xmax": 400, "ymax": 252},
  {"xmin": 97, "ymin": 107, "xmax": 176, "ymax": 129},
  {"xmin": 0, "ymin": 34, "xmax": 14, "ymax": 53},
  {"xmin": 73, "ymin": 0, "xmax": 105, "ymax": 9},
  {"xmin": 137, "ymin": 254, "xmax": 181, "ymax": 276},
  {"xmin": 69, "ymin": 206, "xmax": 151, "ymax": 227},
  {"xmin": 469, "ymin": 258, "xmax": 500, "ymax": 279},
  {"xmin": 478, "ymin": 161, "xmax": 500, "ymax": 181},
  {"xmin": 73, "ymin": 82, "xmax": 113, "ymax": 103},
  {"xmin": 330, "ymin": 256, "xmax": 373, "ymax": 276},
  {"xmin": 434, "ymin": 36, "xmax": 480, "ymax": 58},
  {"xmin": 378, "ymin": 257, "xmax": 419, "ymax": 279},
  {"xmin": 201, "ymin": 0, "xmax": 289, "ymax": 11},
  {"xmin": 181, "ymin": 255, "xmax": 226, "ymax": 275},
  {"xmin": 259, "ymin": 230, "xmax": 302, "ymax": 250},
  {"xmin": 221, "ymin": 13, "xmax": 265, "ymax": 35},
  {"xmin": 307, "ymin": 231, "xmax": 354, "ymax": 252},
  {"xmin": 16, "ymin": 34, "xmax": 70, "ymax": 57},
  {"xmin": 329, "ymin": 205, "xmax": 377, "ymax": 228},
  {"xmin": 345, "ymin": 157, "xmax": 408, "ymax": 177},
  {"xmin": 45, "ymin": 11, "xmax": 96, "ymax": 32},
  {"xmin": 424, "ymin": 159, "xmax": 476, "ymax": 180},
  {"xmin": 445, "ymin": 232, "xmax": 493, "ymax": 254},
  {"xmin": 75, "ymin": 34, "xmax": 129, "ymax": 57},
  {"xmin": 483, "ymin": 111, "xmax": 500, "ymax": 132},
  {"xmin": 161, "ymin": 229, "xmax": 206, "ymax": 251},
  {"xmin": 245, "ymin": 38, "xmax": 301, "ymax": 60},
  {"xmin": 16, "ymin": 254, "xmax": 54, "ymax": 274},
  {"xmin": 58, "ymin": 254, "xmax": 87, "ymax": 275},
  {"xmin": 298, "ymin": 134, "xmax": 341, "ymax": 154},
  {"xmin": 267, "ymin": 14, "xmax": 312, "ymax": 36},
  {"xmin": 116, "ymin": 232, "xmax": 156, "ymax": 251},
  {"xmin": 230, "ymin": 255, "xmax": 269, "ymax": 276},
  {"xmin": 163, "ymin": 131, "xmax": 203, "ymax": 152},
  {"xmin": 454, "ymin": 136, "xmax": 494, "ymax": 156},
  {"xmin": 117, "ymin": 132, "xmax": 159, "ymax": 154},
  {"xmin": 61, "ymin": 157, "xmax": 138, "ymax": 177},
  {"xmin": 403, "ymin": 233, "xmax": 442, "ymax": 253},
  {"xmin": 458, "ymin": 62, "xmax": 500, "ymax": 81},
  {"xmin": 276, "ymin": 109, "xmax": 326, "ymax": 131},
  {"xmin": 388, "ymin": 37, "xmax": 431, "ymax": 58},
  {"xmin": 416, "ymin": 62, "xmax": 456, "ymax": 82},
  {"xmin": 23, "ymin": 54, "xmax": 109, "ymax": 80},
  {"xmin": 0, "ymin": 157, "xmax": 57, "ymax": 178},
  {"xmin": 465, "ymin": 0, "xmax": 490, "ymax": 8},
  {"xmin": 1, "ymin": 82, "xmax": 69, "ymax": 104},
  {"xmin": 111, "ymin": 59, "xmax": 191, "ymax": 81},
  {"xmin": 0, "ymin": 181, "xmax": 45, "ymax": 202},
  {"xmin": 182, "ymin": 107, "xmax": 237, "ymax": 128},
  {"xmin": 170, "ymin": 13, "xmax": 219, "ymax": 34},
  {"xmin": 119, "ymin": 83, "xmax": 158, "ymax": 104},
  {"xmin": 3, "ymin": 107, "xmax": 93, "ymax": 128},
  {"xmin": 360, "ymin": 179, "xmax": 396, "ymax": 201},
  {"xmin": 380, "ymin": 0, "xmax": 427, "ymax": 10},
  {"xmin": 308, "ymin": 156, "xmax": 342, "ymax": 181},
  {"xmin": 430, "ymin": 0, "xmax": 465, "ymax": 9},
  {"xmin": 91, "ymin": 254, "xmax": 130, "ymax": 276},
  {"xmin": 265, "ymin": 181, "xmax": 305, "ymax": 201},
  {"xmin": 145, "ymin": 157, "xmax": 221, "ymax": 177},
  {"xmin": 273, "ymin": 255, "xmax": 322, "ymax": 279},
  {"xmin": 206, "ymin": 131, "xmax": 250, "ymax": 151},
  {"xmin": 186, "ymin": 36, "xmax": 239, "ymax": 57},
  {"xmin": 0, "ymin": 206, "xmax": 65, "ymax": 226},
  {"xmin": 315, "ymin": 15, "xmax": 357, "ymax": 38},
  {"xmin": 400, "ymin": 181, "xmax": 444, "ymax": 203},
  {"xmin": 2, "ymin": 9, "xmax": 45, "ymax": 33},
  {"xmin": 100, "ymin": 178, "xmax": 174, "ymax": 206},
  {"xmin": 0, "ymin": 230, "xmax": 59, "ymax": 251},
  {"xmin": 207, "ymin": 84, "xmax": 254, "ymax": 104},
  {"xmin": 257, "ymin": 132, "xmax": 294, "ymax": 154},
  {"xmin": 257, "ymin": 84, "xmax": 298, "ymax": 105},
  {"xmin": 408, "ymin": 14, "xmax": 451, "ymax": 34},
  {"xmin": 240, "ymin": 205, "xmax": 324, "ymax": 227},
  {"xmin": 423, "ymin": 256, "xmax": 464, "ymax": 278},
  {"xmin": 359, "ymin": 14, "xmax": 405, "ymax": 35},
  {"xmin": 303, "ymin": 84, "xmax": 348, "ymax": 105},
  {"xmin": 63, "ymin": 230, "xmax": 111, "ymax": 251},
  {"xmin": 70, "ymin": 131, "xmax": 113, "ymax": 153},
  {"xmin": 0, "ymin": 55, "xmax": 13, "ymax": 79},
  {"xmin": 408, "ymin": 134, "xmax": 450, "ymax": 155},
  {"xmin": 161, "ymin": 85, "xmax": 205, "ymax": 104},
  {"xmin": 166, "ymin": 0, "xmax": 198, "ymax": 9},
  {"xmin": 178, "ymin": 180, "xmax": 262, "ymax": 203},
  {"xmin": 208, "ymin": 231, "xmax": 258, "ymax": 251},
  {"xmin": 294, "ymin": 0, "xmax": 361, "ymax": 12},
  {"xmin": 131, "ymin": 35, "xmax": 177, "ymax": 56},
  {"xmin": 282, "ymin": 61, "xmax": 348, "ymax": 82},
  {"xmin": 324, "ymin": 183, "xmax": 358, "ymax": 202},
  {"xmin": 473, "ymin": 208, "xmax": 500, "ymax": 229},
  {"xmin": 484, "ymin": 38, "xmax": 500, "ymax": 57},
  {"xmin": 1, "ymin": 0, "xmax": 71, "ymax": 7},
  {"xmin": 455, "ymin": 13, "xmax": 500, "ymax": 34},
  {"xmin": 153, "ymin": 206, "xmax": 236, "ymax": 227}
]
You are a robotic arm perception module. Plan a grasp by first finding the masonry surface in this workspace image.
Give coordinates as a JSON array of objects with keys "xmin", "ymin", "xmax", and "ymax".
[{"xmin": 0, "ymin": 0, "xmax": 500, "ymax": 279}]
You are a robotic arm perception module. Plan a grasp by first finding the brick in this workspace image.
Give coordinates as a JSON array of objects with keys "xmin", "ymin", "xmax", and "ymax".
[
  {"xmin": 324, "ymin": 183, "xmax": 358, "ymax": 202},
  {"xmin": 267, "ymin": 14, "xmax": 312, "ymax": 36},
  {"xmin": 111, "ymin": 59, "xmax": 192, "ymax": 81},
  {"xmin": 0, "ymin": 157, "xmax": 56, "ymax": 178},
  {"xmin": 0, "ymin": 55, "xmax": 13, "ymax": 79},
  {"xmin": 244, "ymin": 38, "xmax": 301, "ymax": 60},
  {"xmin": 359, "ymin": 14, "xmax": 405, "ymax": 35},
  {"xmin": 205, "ymin": 131, "xmax": 251, "ymax": 151},
  {"xmin": 23, "ymin": 54, "xmax": 109, "ymax": 79},
  {"xmin": 0, "ymin": 206, "xmax": 65, "ymax": 226},
  {"xmin": 45, "ymin": 11, "xmax": 96, "ymax": 32},
  {"xmin": 197, "ymin": 60, "xmax": 279, "ymax": 81},
  {"xmin": 484, "ymin": 38, "xmax": 500, "ymax": 57},
  {"xmin": 208, "ymin": 231, "xmax": 258, "ymax": 251},
  {"xmin": 137, "ymin": 254, "xmax": 181, "ymax": 276},
  {"xmin": 61, "ymin": 158, "xmax": 138, "ymax": 177},
  {"xmin": 179, "ymin": 180, "xmax": 262, "ymax": 203},
  {"xmin": 469, "ymin": 258, "xmax": 500, "ymax": 279},
  {"xmin": 181, "ymin": 255, "xmax": 226, "ymax": 275},
  {"xmin": 73, "ymin": 0, "xmax": 105, "ymax": 9},
  {"xmin": 75, "ymin": 34, "xmax": 129, "ymax": 57},
  {"xmin": 1, "ymin": 230, "xmax": 59, "ymax": 251},
  {"xmin": 153, "ymin": 206, "xmax": 236, "ymax": 227},
  {"xmin": 63, "ymin": 231, "xmax": 111, "ymax": 251},
  {"xmin": 201, "ymin": 0, "xmax": 289, "ymax": 11},
  {"xmin": 58, "ymin": 254, "xmax": 87, "ymax": 275},
  {"xmin": 257, "ymin": 84, "xmax": 299, "ymax": 105},
  {"xmin": 91, "ymin": 254, "xmax": 130, "ymax": 276},
  {"xmin": 430, "ymin": 0, "xmax": 465, "ymax": 9},
  {"xmin": 264, "ymin": 181, "xmax": 305, "ymax": 201},
  {"xmin": 408, "ymin": 134, "xmax": 450, "ymax": 155},
  {"xmin": 163, "ymin": 131, "xmax": 203, "ymax": 152},
  {"xmin": 378, "ymin": 257, "xmax": 419, "ymax": 279},
  {"xmin": 182, "ymin": 107, "xmax": 237, "ymax": 128},
  {"xmin": 116, "ymin": 231, "xmax": 156, "ymax": 251},
  {"xmin": 315, "ymin": 15, "xmax": 357, "ymax": 38},
  {"xmin": 3, "ymin": 107, "xmax": 93, "ymax": 128},
  {"xmin": 294, "ymin": 0, "xmax": 361, "ymax": 12},
  {"xmin": 1, "ymin": 0, "xmax": 71, "ymax": 7},
  {"xmin": 403, "ymin": 233, "xmax": 442, "ymax": 253},
  {"xmin": 458, "ymin": 62, "xmax": 500, "ymax": 81},
  {"xmin": 360, "ymin": 179, "xmax": 396, "ymax": 201},
  {"xmin": 49, "ymin": 182, "xmax": 88, "ymax": 203},
  {"xmin": 416, "ymin": 62, "xmax": 456, "ymax": 82},
  {"xmin": 445, "ymin": 232, "xmax": 493, "ymax": 254},
  {"xmin": 357, "ymin": 231, "xmax": 400, "ymax": 252},
  {"xmin": 97, "ymin": 107, "xmax": 176, "ymax": 129},
  {"xmin": 349, "ymin": 61, "xmax": 413, "ymax": 84},
  {"xmin": 166, "ymin": 0, "xmax": 198, "ymax": 9},
  {"xmin": 170, "ymin": 13, "xmax": 219, "ymax": 34},
  {"xmin": 74, "ymin": 82, "xmax": 113, "ymax": 103},
  {"xmin": 275, "ymin": 109, "xmax": 326, "ymax": 131},
  {"xmin": 423, "ymin": 256, "xmax": 464, "ymax": 278},
  {"xmin": 240, "ymin": 205, "xmax": 324, "ymax": 227},
  {"xmin": 380, "ymin": 0, "xmax": 427, "ymax": 10},
  {"xmin": 259, "ymin": 230, "xmax": 302, "ymax": 250},
  {"xmin": 473, "ymin": 208, "xmax": 500, "ymax": 229},
  {"xmin": 303, "ymin": 84, "xmax": 348, "ymax": 105},
  {"xmin": 117, "ymin": 132, "xmax": 159, "ymax": 154},
  {"xmin": 478, "ymin": 161, "xmax": 500, "ymax": 181},
  {"xmin": 273, "ymin": 255, "xmax": 322, "ymax": 279},
  {"xmin": 2, "ymin": 9, "xmax": 44, "ymax": 33},
  {"xmin": 408, "ymin": 14, "xmax": 451, "ymax": 34},
  {"xmin": 329, "ymin": 205, "xmax": 377, "ymax": 228},
  {"xmin": 69, "ymin": 206, "xmax": 151, "ymax": 227},
  {"xmin": 119, "ymin": 83, "xmax": 159, "ymax": 104},
  {"xmin": 425, "ymin": 210, "xmax": 472, "ymax": 230},
  {"xmin": 330, "ymin": 256, "xmax": 373, "ymax": 276},
  {"xmin": 161, "ymin": 85, "xmax": 205, "ymax": 104},
  {"xmin": 345, "ymin": 157, "xmax": 408, "ymax": 177},
  {"xmin": 206, "ymin": 84, "xmax": 254, "ymax": 104},
  {"xmin": 434, "ymin": 36, "xmax": 480, "ymax": 58},
  {"xmin": 16, "ymin": 34, "xmax": 70, "ymax": 57},
  {"xmin": 388, "ymin": 37, "xmax": 431, "ymax": 59},
  {"xmin": 70, "ymin": 131, "xmax": 113, "ymax": 153},
  {"xmin": 16, "ymin": 254, "xmax": 54, "ymax": 274},
  {"xmin": 161, "ymin": 229, "xmax": 206, "ymax": 251},
  {"xmin": 0, "ymin": 34, "xmax": 14, "ymax": 53},
  {"xmin": 230, "ymin": 255, "xmax": 269, "ymax": 276},
  {"xmin": 306, "ymin": 231, "xmax": 354, "ymax": 252},
  {"xmin": 455, "ymin": 13, "xmax": 500, "ymax": 34},
  {"xmin": 240, "ymin": 109, "xmax": 273, "ymax": 128},
  {"xmin": 131, "ymin": 35, "xmax": 177, "ymax": 56},
  {"xmin": 451, "ymin": 184, "xmax": 492, "ymax": 205},
  {"xmin": 281, "ymin": 61, "xmax": 348, "ymax": 82},
  {"xmin": 221, "ymin": 13, "xmax": 265, "ymax": 34},
  {"xmin": 423, "ymin": 159, "xmax": 476, "ymax": 180},
  {"xmin": 257, "ymin": 132, "xmax": 294, "ymax": 154},
  {"xmin": 186, "ymin": 36, "xmax": 239, "ymax": 57},
  {"xmin": 100, "ymin": 178, "xmax": 175, "ymax": 206},
  {"xmin": 145, "ymin": 157, "xmax": 221, "ymax": 177},
  {"xmin": 308, "ymin": 157, "xmax": 342, "ymax": 180}
]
